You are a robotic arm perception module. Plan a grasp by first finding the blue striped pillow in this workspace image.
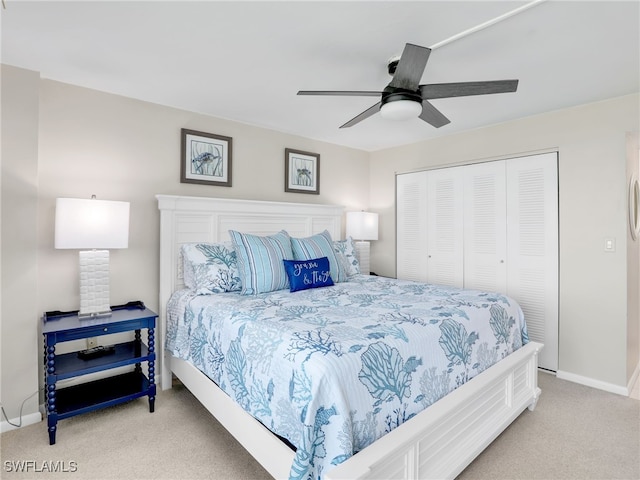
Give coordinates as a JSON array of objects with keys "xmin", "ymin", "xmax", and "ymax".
[
  {"xmin": 229, "ymin": 230, "xmax": 293, "ymax": 295},
  {"xmin": 290, "ymin": 230, "xmax": 347, "ymax": 283}
]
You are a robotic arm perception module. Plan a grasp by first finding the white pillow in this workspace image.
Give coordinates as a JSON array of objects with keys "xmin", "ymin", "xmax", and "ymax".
[
  {"xmin": 182, "ymin": 242, "xmax": 241, "ymax": 294},
  {"xmin": 333, "ymin": 236, "xmax": 361, "ymax": 277}
]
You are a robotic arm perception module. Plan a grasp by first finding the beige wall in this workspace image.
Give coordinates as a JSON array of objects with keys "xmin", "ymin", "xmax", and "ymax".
[
  {"xmin": 36, "ymin": 79, "xmax": 370, "ymax": 315},
  {"xmin": 1, "ymin": 66, "xmax": 370, "ymax": 423},
  {"xmin": 1, "ymin": 65, "xmax": 41, "ymax": 428},
  {"xmin": 369, "ymin": 94, "xmax": 640, "ymax": 391}
]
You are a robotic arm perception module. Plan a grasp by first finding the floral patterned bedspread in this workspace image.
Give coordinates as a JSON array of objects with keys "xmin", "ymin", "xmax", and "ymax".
[{"xmin": 166, "ymin": 275, "xmax": 528, "ymax": 480}]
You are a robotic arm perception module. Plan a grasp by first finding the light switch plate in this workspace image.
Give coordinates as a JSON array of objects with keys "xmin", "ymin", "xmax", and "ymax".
[{"xmin": 604, "ymin": 238, "xmax": 616, "ymax": 252}]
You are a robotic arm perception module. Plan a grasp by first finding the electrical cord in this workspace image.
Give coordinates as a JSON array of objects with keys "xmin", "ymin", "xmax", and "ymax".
[{"xmin": 1, "ymin": 388, "xmax": 42, "ymax": 428}]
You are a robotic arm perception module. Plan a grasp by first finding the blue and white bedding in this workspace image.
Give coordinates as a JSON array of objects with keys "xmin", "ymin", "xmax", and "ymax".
[{"xmin": 166, "ymin": 275, "xmax": 528, "ymax": 480}]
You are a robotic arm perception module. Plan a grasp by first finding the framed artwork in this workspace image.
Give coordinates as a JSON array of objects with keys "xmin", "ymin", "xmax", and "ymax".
[
  {"xmin": 285, "ymin": 148, "xmax": 320, "ymax": 194},
  {"xmin": 181, "ymin": 128, "xmax": 232, "ymax": 186}
]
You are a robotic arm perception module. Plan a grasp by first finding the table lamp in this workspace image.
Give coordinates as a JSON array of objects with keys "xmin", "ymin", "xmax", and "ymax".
[
  {"xmin": 55, "ymin": 196, "xmax": 130, "ymax": 318},
  {"xmin": 346, "ymin": 211, "xmax": 379, "ymax": 275}
]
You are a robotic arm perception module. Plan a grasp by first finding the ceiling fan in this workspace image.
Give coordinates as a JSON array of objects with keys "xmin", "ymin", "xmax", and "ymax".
[{"xmin": 297, "ymin": 43, "xmax": 519, "ymax": 129}]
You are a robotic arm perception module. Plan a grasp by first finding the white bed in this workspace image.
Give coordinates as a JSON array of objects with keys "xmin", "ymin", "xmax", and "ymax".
[{"xmin": 157, "ymin": 194, "xmax": 542, "ymax": 480}]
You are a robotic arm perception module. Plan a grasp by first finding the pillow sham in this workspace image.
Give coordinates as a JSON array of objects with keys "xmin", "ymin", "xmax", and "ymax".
[
  {"xmin": 283, "ymin": 257, "xmax": 334, "ymax": 292},
  {"xmin": 290, "ymin": 230, "xmax": 347, "ymax": 283},
  {"xmin": 229, "ymin": 229, "xmax": 293, "ymax": 295},
  {"xmin": 333, "ymin": 236, "xmax": 361, "ymax": 277},
  {"xmin": 182, "ymin": 242, "xmax": 241, "ymax": 294}
]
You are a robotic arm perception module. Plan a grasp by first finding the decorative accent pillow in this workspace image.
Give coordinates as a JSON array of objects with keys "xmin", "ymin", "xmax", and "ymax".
[
  {"xmin": 182, "ymin": 242, "xmax": 241, "ymax": 294},
  {"xmin": 290, "ymin": 230, "xmax": 347, "ymax": 283},
  {"xmin": 333, "ymin": 236, "xmax": 361, "ymax": 277},
  {"xmin": 229, "ymin": 230, "xmax": 293, "ymax": 295},
  {"xmin": 283, "ymin": 257, "xmax": 334, "ymax": 292}
]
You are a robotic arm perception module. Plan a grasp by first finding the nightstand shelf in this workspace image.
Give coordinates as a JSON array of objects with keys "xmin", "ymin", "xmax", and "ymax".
[
  {"xmin": 42, "ymin": 307, "xmax": 157, "ymax": 445},
  {"xmin": 54, "ymin": 341, "xmax": 152, "ymax": 380},
  {"xmin": 55, "ymin": 371, "xmax": 150, "ymax": 419}
]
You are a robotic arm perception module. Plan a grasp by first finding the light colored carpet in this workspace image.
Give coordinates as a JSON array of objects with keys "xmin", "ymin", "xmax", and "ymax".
[
  {"xmin": 457, "ymin": 372, "xmax": 640, "ymax": 480},
  {"xmin": 1, "ymin": 372, "xmax": 638, "ymax": 480}
]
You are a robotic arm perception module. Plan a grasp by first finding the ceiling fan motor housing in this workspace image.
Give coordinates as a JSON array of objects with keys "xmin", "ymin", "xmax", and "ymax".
[{"xmin": 381, "ymin": 87, "xmax": 422, "ymax": 107}]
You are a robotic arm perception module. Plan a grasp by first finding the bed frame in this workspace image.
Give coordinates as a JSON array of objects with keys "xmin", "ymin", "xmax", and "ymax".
[{"xmin": 157, "ymin": 194, "xmax": 542, "ymax": 480}]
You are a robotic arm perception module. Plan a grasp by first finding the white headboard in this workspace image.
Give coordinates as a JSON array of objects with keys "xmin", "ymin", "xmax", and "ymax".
[{"xmin": 156, "ymin": 194, "xmax": 344, "ymax": 388}]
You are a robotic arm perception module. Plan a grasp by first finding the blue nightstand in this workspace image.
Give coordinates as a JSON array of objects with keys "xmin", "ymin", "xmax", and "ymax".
[{"xmin": 42, "ymin": 307, "xmax": 157, "ymax": 445}]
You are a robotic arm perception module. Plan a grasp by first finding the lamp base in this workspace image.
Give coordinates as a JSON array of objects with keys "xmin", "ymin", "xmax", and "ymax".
[
  {"xmin": 354, "ymin": 241, "xmax": 371, "ymax": 275},
  {"xmin": 79, "ymin": 250, "xmax": 112, "ymax": 317},
  {"xmin": 77, "ymin": 310, "xmax": 112, "ymax": 319}
]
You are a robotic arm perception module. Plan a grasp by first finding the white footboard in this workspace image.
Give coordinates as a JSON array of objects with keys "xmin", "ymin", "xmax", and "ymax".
[
  {"xmin": 326, "ymin": 341, "xmax": 543, "ymax": 480},
  {"xmin": 169, "ymin": 341, "xmax": 541, "ymax": 480},
  {"xmin": 170, "ymin": 355, "xmax": 296, "ymax": 480}
]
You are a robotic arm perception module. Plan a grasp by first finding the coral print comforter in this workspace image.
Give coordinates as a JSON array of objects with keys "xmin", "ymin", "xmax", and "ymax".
[{"xmin": 166, "ymin": 275, "xmax": 528, "ymax": 480}]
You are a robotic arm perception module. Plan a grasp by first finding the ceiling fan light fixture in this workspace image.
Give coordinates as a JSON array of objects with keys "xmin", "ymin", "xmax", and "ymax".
[{"xmin": 380, "ymin": 99, "xmax": 422, "ymax": 121}]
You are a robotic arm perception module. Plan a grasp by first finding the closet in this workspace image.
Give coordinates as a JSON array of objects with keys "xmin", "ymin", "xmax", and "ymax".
[{"xmin": 396, "ymin": 152, "xmax": 558, "ymax": 371}]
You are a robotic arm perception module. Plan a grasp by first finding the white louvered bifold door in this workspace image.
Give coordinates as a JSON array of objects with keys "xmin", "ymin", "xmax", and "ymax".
[
  {"xmin": 396, "ymin": 171, "xmax": 428, "ymax": 282},
  {"xmin": 463, "ymin": 161, "xmax": 507, "ymax": 293},
  {"xmin": 506, "ymin": 152, "xmax": 558, "ymax": 371},
  {"xmin": 426, "ymin": 166, "xmax": 464, "ymax": 287}
]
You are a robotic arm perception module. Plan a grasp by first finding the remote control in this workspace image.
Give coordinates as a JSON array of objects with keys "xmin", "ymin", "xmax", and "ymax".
[{"xmin": 77, "ymin": 345, "xmax": 116, "ymax": 360}]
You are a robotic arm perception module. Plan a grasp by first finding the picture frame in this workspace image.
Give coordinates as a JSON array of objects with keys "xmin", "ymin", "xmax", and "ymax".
[
  {"xmin": 285, "ymin": 148, "xmax": 320, "ymax": 194},
  {"xmin": 181, "ymin": 128, "xmax": 232, "ymax": 187}
]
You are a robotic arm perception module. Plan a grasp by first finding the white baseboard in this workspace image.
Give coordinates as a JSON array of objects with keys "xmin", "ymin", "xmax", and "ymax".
[
  {"xmin": 556, "ymin": 370, "xmax": 629, "ymax": 396},
  {"xmin": 1, "ymin": 411, "xmax": 42, "ymax": 433}
]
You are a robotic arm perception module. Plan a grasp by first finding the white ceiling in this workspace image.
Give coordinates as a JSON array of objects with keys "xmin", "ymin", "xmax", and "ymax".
[{"xmin": 2, "ymin": 1, "xmax": 638, "ymax": 152}]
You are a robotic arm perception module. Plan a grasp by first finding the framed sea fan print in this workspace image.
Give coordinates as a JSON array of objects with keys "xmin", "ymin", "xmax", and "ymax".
[
  {"xmin": 285, "ymin": 148, "xmax": 320, "ymax": 194},
  {"xmin": 181, "ymin": 128, "xmax": 232, "ymax": 187}
]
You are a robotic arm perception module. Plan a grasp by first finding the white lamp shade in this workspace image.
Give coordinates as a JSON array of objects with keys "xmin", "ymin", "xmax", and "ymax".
[
  {"xmin": 55, "ymin": 198, "xmax": 130, "ymax": 249},
  {"xmin": 346, "ymin": 211, "xmax": 379, "ymax": 241},
  {"xmin": 380, "ymin": 100, "xmax": 422, "ymax": 121}
]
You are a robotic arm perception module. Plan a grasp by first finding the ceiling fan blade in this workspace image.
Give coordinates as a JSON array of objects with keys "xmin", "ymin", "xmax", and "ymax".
[
  {"xmin": 389, "ymin": 43, "xmax": 431, "ymax": 91},
  {"xmin": 340, "ymin": 102, "xmax": 381, "ymax": 128},
  {"xmin": 420, "ymin": 80, "xmax": 519, "ymax": 99},
  {"xmin": 419, "ymin": 100, "xmax": 450, "ymax": 128},
  {"xmin": 297, "ymin": 90, "xmax": 382, "ymax": 97}
]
